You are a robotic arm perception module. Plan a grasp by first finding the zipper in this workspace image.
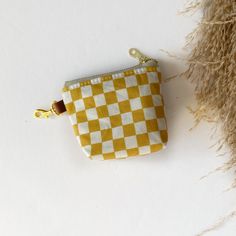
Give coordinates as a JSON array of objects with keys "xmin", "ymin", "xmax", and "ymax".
[
  {"xmin": 65, "ymin": 48, "xmax": 158, "ymax": 87},
  {"xmin": 34, "ymin": 48, "xmax": 158, "ymax": 119}
]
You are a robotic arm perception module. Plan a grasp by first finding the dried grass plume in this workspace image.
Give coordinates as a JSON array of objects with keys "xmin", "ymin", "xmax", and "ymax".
[
  {"xmin": 184, "ymin": 0, "xmax": 236, "ymax": 177},
  {"xmin": 182, "ymin": 1, "xmax": 236, "ymax": 235}
]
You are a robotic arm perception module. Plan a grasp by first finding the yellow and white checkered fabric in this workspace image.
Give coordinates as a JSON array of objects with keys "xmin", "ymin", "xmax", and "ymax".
[{"xmin": 62, "ymin": 65, "xmax": 168, "ymax": 160}]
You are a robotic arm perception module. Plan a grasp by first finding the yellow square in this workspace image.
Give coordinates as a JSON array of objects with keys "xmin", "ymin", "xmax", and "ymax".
[
  {"xmin": 127, "ymin": 87, "xmax": 140, "ymax": 99},
  {"xmin": 113, "ymin": 78, "xmax": 126, "ymax": 90},
  {"xmin": 127, "ymin": 148, "xmax": 139, "ymax": 157},
  {"xmin": 124, "ymin": 70, "xmax": 135, "ymax": 76},
  {"xmin": 136, "ymin": 74, "xmax": 148, "ymax": 85},
  {"xmin": 110, "ymin": 115, "xmax": 122, "ymax": 127},
  {"xmin": 80, "ymin": 133, "xmax": 91, "ymax": 146},
  {"xmin": 158, "ymin": 72, "xmax": 162, "ymax": 82},
  {"xmin": 150, "ymin": 144, "xmax": 163, "ymax": 152},
  {"xmin": 103, "ymin": 152, "xmax": 116, "ymax": 160},
  {"xmin": 146, "ymin": 119, "xmax": 158, "ymax": 132},
  {"xmin": 132, "ymin": 109, "xmax": 145, "ymax": 122},
  {"xmin": 104, "ymin": 91, "xmax": 117, "ymax": 104},
  {"xmin": 155, "ymin": 106, "xmax": 165, "ymax": 118},
  {"xmin": 102, "ymin": 75, "xmax": 112, "ymax": 81},
  {"xmin": 150, "ymin": 83, "xmax": 160, "ymax": 95},
  {"xmin": 141, "ymin": 95, "xmax": 154, "ymax": 108},
  {"xmin": 88, "ymin": 120, "xmax": 100, "ymax": 132},
  {"xmin": 137, "ymin": 134, "xmax": 150, "ymax": 147},
  {"xmin": 66, "ymin": 102, "xmax": 75, "ymax": 115},
  {"xmin": 97, "ymin": 105, "xmax": 109, "ymax": 118},
  {"xmin": 118, "ymin": 100, "xmax": 131, "ymax": 113},
  {"xmin": 76, "ymin": 110, "xmax": 87, "ymax": 123},
  {"xmin": 123, "ymin": 124, "xmax": 136, "ymax": 137},
  {"xmin": 101, "ymin": 129, "xmax": 112, "ymax": 142},
  {"xmin": 83, "ymin": 97, "xmax": 95, "ymax": 109},
  {"xmin": 70, "ymin": 87, "xmax": 81, "ymax": 101},
  {"xmin": 146, "ymin": 66, "xmax": 157, "ymax": 72},
  {"xmin": 160, "ymin": 130, "xmax": 168, "ymax": 143},
  {"xmin": 113, "ymin": 138, "xmax": 126, "ymax": 151},
  {"xmin": 73, "ymin": 124, "xmax": 79, "ymax": 136},
  {"xmin": 92, "ymin": 84, "xmax": 103, "ymax": 95},
  {"xmin": 91, "ymin": 143, "xmax": 102, "ymax": 156}
]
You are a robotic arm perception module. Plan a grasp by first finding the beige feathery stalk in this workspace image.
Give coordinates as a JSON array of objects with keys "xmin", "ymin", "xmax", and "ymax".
[
  {"xmin": 182, "ymin": 1, "xmax": 236, "ymax": 234},
  {"xmin": 184, "ymin": 0, "xmax": 236, "ymax": 176}
]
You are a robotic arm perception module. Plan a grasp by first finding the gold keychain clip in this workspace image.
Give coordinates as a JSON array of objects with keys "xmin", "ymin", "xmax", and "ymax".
[{"xmin": 34, "ymin": 101, "xmax": 61, "ymax": 119}]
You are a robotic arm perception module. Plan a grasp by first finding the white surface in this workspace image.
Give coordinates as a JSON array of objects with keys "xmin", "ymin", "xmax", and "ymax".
[{"xmin": 0, "ymin": 1, "xmax": 236, "ymax": 236}]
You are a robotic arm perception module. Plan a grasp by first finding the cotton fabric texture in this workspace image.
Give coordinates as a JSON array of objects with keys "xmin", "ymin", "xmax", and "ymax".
[{"xmin": 62, "ymin": 65, "xmax": 168, "ymax": 160}]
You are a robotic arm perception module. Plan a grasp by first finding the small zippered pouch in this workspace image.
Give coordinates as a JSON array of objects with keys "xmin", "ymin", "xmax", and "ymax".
[{"xmin": 34, "ymin": 49, "xmax": 168, "ymax": 160}]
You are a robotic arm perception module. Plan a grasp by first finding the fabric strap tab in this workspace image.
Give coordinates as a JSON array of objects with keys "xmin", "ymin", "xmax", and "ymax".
[{"xmin": 52, "ymin": 100, "xmax": 66, "ymax": 115}]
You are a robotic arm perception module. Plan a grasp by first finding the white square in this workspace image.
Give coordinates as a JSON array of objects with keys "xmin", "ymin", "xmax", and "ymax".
[
  {"xmin": 139, "ymin": 146, "xmax": 151, "ymax": 155},
  {"xmin": 83, "ymin": 145, "xmax": 91, "ymax": 156},
  {"xmin": 99, "ymin": 117, "xmax": 111, "ymax": 130},
  {"xmin": 102, "ymin": 140, "xmax": 114, "ymax": 153},
  {"xmin": 112, "ymin": 72, "xmax": 124, "ymax": 79},
  {"xmin": 74, "ymin": 99, "xmax": 85, "ymax": 111},
  {"xmin": 116, "ymin": 89, "xmax": 128, "ymax": 102},
  {"xmin": 134, "ymin": 68, "xmax": 146, "ymax": 74},
  {"xmin": 94, "ymin": 94, "xmax": 106, "ymax": 107},
  {"xmin": 144, "ymin": 107, "xmax": 156, "ymax": 120},
  {"xmin": 152, "ymin": 95, "xmax": 162, "ymax": 106},
  {"xmin": 103, "ymin": 80, "xmax": 114, "ymax": 93},
  {"xmin": 91, "ymin": 77, "xmax": 101, "ymax": 84},
  {"xmin": 86, "ymin": 108, "xmax": 98, "ymax": 120},
  {"xmin": 69, "ymin": 83, "xmax": 80, "ymax": 90},
  {"xmin": 125, "ymin": 136, "xmax": 137, "ymax": 149},
  {"xmin": 157, "ymin": 118, "xmax": 167, "ymax": 130},
  {"xmin": 76, "ymin": 136, "xmax": 81, "ymax": 146},
  {"xmin": 115, "ymin": 150, "xmax": 127, "ymax": 159},
  {"xmin": 148, "ymin": 131, "xmax": 161, "ymax": 144},
  {"xmin": 62, "ymin": 91, "xmax": 72, "ymax": 104},
  {"xmin": 112, "ymin": 126, "xmax": 124, "ymax": 139},
  {"xmin": 134, "ymin": 121, "xmax": 147, "ymax": 134},
  {"xmin": 81, "ymin": 85, "xmax": 92, "ymax": 98},
  {"xmin": 125, "ymin": 75, "xmax": 137, "ymax": 87},
  {"xmin": 90, "ymin": 131, "xmax": 102, "ymax": 144},
  {"xmin": 108, "ymin": 103, "xmax": 120, "ymax": 116},
  {"xmin": 78, "ymin": 122, "xmax": 89, "ymax": 134},
  {"xmin": 147, "ymin": 72, "xmax": 159, "ymax": 83},
  {"xmin": 69, "ymin": 114, "xmax": 77, "ymax": 125},
  {"xmin": 92, "ymin": 155, "xmax": 103, "ymax": 160},
  {"xmin": 121, "ymin": 112, "xmax": 133, "ymax": 125},
  {"xmin": 139, "ymin": 84, "xmax": 151, "ymax": 96},
  {"xmin": 130, "ymin": 97, "xmax": 142, "ymax": 111}
]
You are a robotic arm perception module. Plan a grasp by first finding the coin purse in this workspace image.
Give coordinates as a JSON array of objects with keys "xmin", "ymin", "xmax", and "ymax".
[{"xmin": 34, "ymin": 49, "xmax": 168, "ymax": 160}]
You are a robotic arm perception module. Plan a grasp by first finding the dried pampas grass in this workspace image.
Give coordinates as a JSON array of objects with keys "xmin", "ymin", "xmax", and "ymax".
[
  {"xmin": 184, "ymin": 0, "xmax": 236, "ymax": 178},
  {"xmin": 182, "ymin": 0, "xmax": 236, "ymax": 234}
]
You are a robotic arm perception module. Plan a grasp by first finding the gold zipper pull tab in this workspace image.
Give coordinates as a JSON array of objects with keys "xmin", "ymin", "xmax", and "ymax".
[{"xmin": 129, "ymin": 48, "xmax": 157, "ymax": 64}]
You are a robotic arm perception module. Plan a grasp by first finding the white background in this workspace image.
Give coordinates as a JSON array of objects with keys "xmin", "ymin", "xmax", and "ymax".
[{"xmin": 0, "ymin": 0, "xmax": 236, "ymax": 235}]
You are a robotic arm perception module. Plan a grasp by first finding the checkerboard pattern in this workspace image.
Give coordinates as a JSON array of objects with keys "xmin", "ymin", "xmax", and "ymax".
[{"xmin": 62, "ymin": 65, "xmax": 168, "ymax": 160}]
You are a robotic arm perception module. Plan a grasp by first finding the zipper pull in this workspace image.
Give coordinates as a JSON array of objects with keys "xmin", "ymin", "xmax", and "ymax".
[
  {"xmin": 34, "ymin": 108, "xmax": 53, "ymax": 119},
  {"xmin": 129, "ymin": 48, "xmax": 157, "ymax": 64}
]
